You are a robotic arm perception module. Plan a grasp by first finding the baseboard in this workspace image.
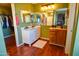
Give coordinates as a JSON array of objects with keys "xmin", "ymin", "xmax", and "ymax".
[
  {"xmin": 4, "ymin": 34, "xmax": 14, "ymax": 38},
  {"xmin": 17, "ymin": 43, "xmax": 24, "ymax": 47},
  {"xmin": 49, "ymin": 43, "xmax": 65, "ymax": 47},
  {"xmin": 40, "ymin": 37, "xmax": 49, "ymax": 41}
]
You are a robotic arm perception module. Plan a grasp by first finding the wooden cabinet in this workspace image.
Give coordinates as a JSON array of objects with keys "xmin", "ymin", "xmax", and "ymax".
[
  {"xmin": 49, "ymin": 28, "xmax": 67, "ymax": 47},
  {"xmin": 49, "ymin": 29, "xmax": 57, "ymax": 44},
  {"xmin": 56, "ymin": 30, "xmax": 67, "ymax": 46}
]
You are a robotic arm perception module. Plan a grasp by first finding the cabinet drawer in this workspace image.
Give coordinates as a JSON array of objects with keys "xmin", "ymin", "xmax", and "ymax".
[
  {"xmin": 49, "ymin": 30, "xmax": 56, "ymax": 34},
  {"xmin": 49, "ymin": 34, "xmax": 56, "ymax": 37},
  {"xmin": 49, "ymin": 37, "xmax": 56, "ymax": 43},
  {"xmin": 49, "ymin": 32, "xmax": 56, "ymax": 35},
  {"xmin": 49, "ymin": 36, "xmax": 56, "ymax": 39},
  {"xmin": 50, "ymin": 29, "xmax": 56, "ymax": 32}
]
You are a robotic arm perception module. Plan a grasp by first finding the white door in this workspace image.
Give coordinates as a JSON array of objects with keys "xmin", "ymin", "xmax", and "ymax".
[{"xmin": 65, "ymin": 3, "xmax": 76, "ymax": 55}]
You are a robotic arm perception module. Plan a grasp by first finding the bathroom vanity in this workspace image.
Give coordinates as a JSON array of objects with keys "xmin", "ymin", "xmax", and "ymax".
[
  {"xmin": 21, "ymin": 26, "xmax": 40, "ymax": 46},
  {"xmin": 49, "ymin": 27, "xmax": 67, "ymax": 47}
]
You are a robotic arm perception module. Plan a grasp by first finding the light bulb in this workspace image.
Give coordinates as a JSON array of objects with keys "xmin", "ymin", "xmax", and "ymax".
[
  {"xmin": 43, "ymin": 6, "xmax": 47, "ymax": 10},
  {"xmin": 41, "ymin": 6, "xmax": 48, "ymax": 11},
  {"xmin": 48, "ymin": 6, "xmax": 51, "ymax": 9},
  {"xmin": 41, "ymin": 7, "xmax": 44, "ymax": 11},
  {"xmin": 51, "ymin": 5, "xmax": 54, "ymax": 9}
]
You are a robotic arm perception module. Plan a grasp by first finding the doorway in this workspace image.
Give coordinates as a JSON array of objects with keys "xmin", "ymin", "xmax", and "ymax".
[{"xmin": 0, "ymin": 3, "xmax": 16, "ymax": 55}]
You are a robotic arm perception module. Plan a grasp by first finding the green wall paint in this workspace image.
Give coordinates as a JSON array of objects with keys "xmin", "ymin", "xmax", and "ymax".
[
  {"xmin": 0, "ymin": 22, "xmax": 7, "ymax": 56},
  {"xmin": 54, "ymin": 3, "xmax": 68, "ymax": 10},
  {"xmin": 32, "ymin": 4, "xmax": 41, "ymax": 12},
  {"xmin": 40, "ymin": 25, "xmax": 51, "ymax": 38},
  {"xmin": 15, "ymin": 4, "xmax": 33, "ymax": 44}
]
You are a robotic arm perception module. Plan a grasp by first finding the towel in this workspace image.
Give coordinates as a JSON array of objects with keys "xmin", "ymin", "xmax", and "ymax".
[
  {"xmin": 0, "ymin": 16, "xmax": 3, "ymax": 27},
  {"xmin": 5, "ymin": 16, "xmax": 9, "ymax": 28}
]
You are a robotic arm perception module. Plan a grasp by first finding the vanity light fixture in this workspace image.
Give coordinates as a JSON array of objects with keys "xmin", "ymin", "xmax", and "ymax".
[
  {"xmin": 43, "ymin": 6, "xmax": 48, "ymax": 10},
  {"xmin": 41, "ymin": 7, "xmax": 45, "ymax": 11},
  {"xmin": 41, "ymin": 5, "xmax": 54, "ymax": 11},
  {"xmin": 48, "ymin": 6, "xmax": 52, "ymax": 9},
  {"xmin": 51, "ymin": 5, "xmax": 54, "ymax": 9},
  {"xmin": 41, "ymin": 6, "xmax": 48, "ymax": 11}
]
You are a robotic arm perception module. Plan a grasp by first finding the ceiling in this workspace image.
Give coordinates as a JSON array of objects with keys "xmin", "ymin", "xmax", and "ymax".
[
  {"xmin": 31, "ymin": 3, "xmax": 54, "ymax": 6},
  {"xmin": 39, "ymin": 3, "xmax": 54, "ymax": 6},
  {"xmin": 0, "ymin": 3, "xmax": 11, "ymax": 8},
  {"xmin": 0, "ymin": 3, "xmax": 53, "ymax": 8}
]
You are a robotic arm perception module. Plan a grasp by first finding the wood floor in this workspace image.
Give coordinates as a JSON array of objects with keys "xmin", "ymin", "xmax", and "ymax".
[{"xmin": 5, "ymin": 35, "xmax": 67, "ymax": 56}]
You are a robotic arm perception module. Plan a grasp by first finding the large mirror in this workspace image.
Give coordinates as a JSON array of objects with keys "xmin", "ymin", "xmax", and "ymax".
[
  {"xmin": 20, "ymin": 10, "xmax": 32, "ymax": 23},
  {"xmin": 53, "ymin": 8, "xmax": 68, "ymax": 28},
  {"xmin": 20, "ymin": 10, "xmax": 41, "ymax": 26}
]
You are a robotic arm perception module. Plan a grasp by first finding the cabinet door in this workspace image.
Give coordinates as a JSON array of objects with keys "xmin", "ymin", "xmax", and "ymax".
[
  {"xmin": 49, "ymin": 30, "xmax": 57, "ymax": 44},
  {"xmin": 56, "ymin": 30, "xmax": 67, "ymax": 46},
  {"xmin": 30, "ymin": 29, "xmax": 37, "ymax": 43},
  {"xmin": 22, "ymin": 30, "xmax": 30, "ymax": 44},
  {"xmin": 36, "ymin": 26, "xmax": 40, "ymax": 39}
]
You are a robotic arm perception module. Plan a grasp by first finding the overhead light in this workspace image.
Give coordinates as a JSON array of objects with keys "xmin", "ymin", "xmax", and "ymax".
[
  {"xmin": 41, "ymin": 6, "xmax": 47, "ymax": 11},
  {"xmin": 41, "ymin": 7, "xmax": 44, "ymax": 11},
  {"xmin": 51, "ymin": 5, "xmax": 54, "ymax": 9},
  {"xmin": 44, "ymin": 6, "xmax": 48, "ymax": 10},
  {"xmin": 48, "ymin": 6, "xmax": 52, "ymax": 9},
  {"xmin": 41, "ymin": 4, "xmax": 55, "ymax": 11}
]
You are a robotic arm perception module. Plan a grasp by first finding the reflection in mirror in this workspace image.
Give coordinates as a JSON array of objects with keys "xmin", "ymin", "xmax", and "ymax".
[
  {"xmin": 53, "ymin": 8, "xmax": 68, "ymax": 28},
  {"xmin": 20, "ymin": 10, "xmax": 41, "ymax": 26},
  {"xmin": 23, "ymin": 13, "xmax": 31, "ymax": 23}
]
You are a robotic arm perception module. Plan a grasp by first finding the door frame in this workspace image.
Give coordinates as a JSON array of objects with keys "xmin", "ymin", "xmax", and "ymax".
[
  {"xmin": 65, "ymin": 3, "xmax": 78, "ymax": 55},
  {"xmin": 11, "ymin": 3, "xmax": 20, "ymax": 47},
  {"xmin": 70, "ymin": 3, "xmax": 79, "ymax": 55}
]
